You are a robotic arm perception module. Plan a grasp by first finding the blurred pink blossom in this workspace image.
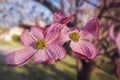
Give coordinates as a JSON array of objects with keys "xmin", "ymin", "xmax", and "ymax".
[
  {"xmin": 109, "ymin": 23, "xmax": 120, "ymax": 55},
  {"xmin": 109, "ymin": 23, "xmax": 120, "ymax": 79},
  {"xmin": 109, "ymin": 23, "xmax": 116, "ymax": 42}
]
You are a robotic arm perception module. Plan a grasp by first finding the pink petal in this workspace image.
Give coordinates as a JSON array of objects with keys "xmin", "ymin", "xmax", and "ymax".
[
  {"xmin": 70, "ymin": 40, "xmax": 98, "ymax": 61},
  {"xmin": 53, "ymin": 12, "xmax": 75, "ymax": 24},
  {"xmin": 4, "ymin": 47, "xmax": 36, "ymax": 66},
  {"xmin": 34, "ymin": 50, "xmax": 53, "ymax": 64},
  {"xmin": 47, "ymin": 44, "xmax": 66, "ymax": 60},
  {"xmin": 55, "ymin": 27, "xmax": 70, "ymax": 45},
  {"xmin": 58, "ymin": 28, "xmax": 80, "ymax": 45},
  {"xmin": 45, "ymin": 23, "xmax": 64, "ymax": 43},
  {"xmin": 81, "ymin": 19, "xmax": 100, "ymax": 40},
  {"xmin": 20, "ymin": 30, "xmax": 36, "ymax": 47},
  {"xmin": 34, "ymin": 50, "xmax": 50, "ymax": 64},
  {"xmin": 68, "ymin": 28, "xmax": 80, "ymax": 34},
  {"xmin": 117, "ymin": 61, "xmax": 120, "ymax": 79},
  {"xmin": 43, "ymin": 59, "xmax": 55, "ymax": 64},
  {"xmin": 61, "ymin": 13, "xmax": 75, "ymax": 24},
  {"xmin": 56, "ymin": 28, "xmax": 79, "ymax": 45},
  {"xmin": 115, "ymin": 33, "xmax": 120, "ymax": 55},
  {"xmin": 34, "ymin": 44, "xmax": 66, "ymax": 64},
  {"xmin": 31, "ymin": 26, "xmax": 44, "ymax": 40},
  {"xmin": 108, "ymin": 23, "xmax": 115, "ymax": 42},
  {"xmin": 53, "ymin": 12, "xmax": 66, "ymax": 22}
]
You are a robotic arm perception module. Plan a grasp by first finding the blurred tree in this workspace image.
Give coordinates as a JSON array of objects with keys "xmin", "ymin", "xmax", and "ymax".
[{"xmin": 34, "ymin": 0, "xmax": 120, "ymax": 80}]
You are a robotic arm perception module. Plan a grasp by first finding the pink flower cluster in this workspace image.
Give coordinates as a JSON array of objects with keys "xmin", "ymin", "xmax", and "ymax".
[
  {"xmin": 109, "ymin": 23, "xmax": 120, "ymax": 79},
  {"xmin": 5, "ymin": 12, "xmax": 100, "ymax": 66}
]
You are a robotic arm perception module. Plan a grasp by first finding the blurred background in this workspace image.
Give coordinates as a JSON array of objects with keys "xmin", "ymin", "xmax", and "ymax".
[{"xmin": 0, "ymin": 0, "xmax": 120, "ymax": 80}]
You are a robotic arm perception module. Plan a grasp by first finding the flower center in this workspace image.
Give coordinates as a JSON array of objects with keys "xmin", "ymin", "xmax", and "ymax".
[
  {"xmin": 70, "ymin": 32, "xmax": 80, "ymax": 42},
  {"xmin": 35, "ymin": 39, "xmax": 46, "ymax": 50}
]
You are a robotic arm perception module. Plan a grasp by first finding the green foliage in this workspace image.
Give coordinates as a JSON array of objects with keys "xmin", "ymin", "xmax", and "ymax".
[
  {"xmin": 12, "ymin": 34, "xmax": 20, "ymax": 42},
  {"xmin": 0, "ymin": 55, "xmax": 77, "ymax": 80},
  {"xmin": 90, "ymin": 68, "xmax": 118, "ymax": 80},
  {"xmin": 0, "ymin": 39, "xmax": 23, "ymax": 50}
]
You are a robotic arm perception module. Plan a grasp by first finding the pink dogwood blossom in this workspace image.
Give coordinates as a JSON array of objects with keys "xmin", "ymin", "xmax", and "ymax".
[
  {"xmin": 109, "ymin": 23, "xmax": 120, "ymax": 55},
  {"xmin": 50, "ymin": 12, "xmax": 75, "ymax": 45},
  {"xmin": 59, "ymin": 19, "xmax": 100, "ymax": 61},
  {"xmin": 5, "ymin": 24, "xmax": 66, "ymax": 66},
  {"xmin": 109, "ymin": 23, "xmax": 116, "ymax": 41},
  {"xmin": 109, "ymin": 23, "xmax": 120, "ymax": 80}
]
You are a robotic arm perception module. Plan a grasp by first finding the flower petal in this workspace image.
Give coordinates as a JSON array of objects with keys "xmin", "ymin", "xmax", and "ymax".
[
  {"xmin": 58, "ymin": 28, "xmax": 79, "ymax": 45},
  {"xmin": 56, "ymin": 28, "xmax": 80, "ymax": 45},
  {"xmin": 70, "ymin": 40, "xmax": 98, "ymax": 61},
  {"xmin": 34, "ymin": 50, "xmax": 50, "ymax": 64},
  {"xmin": 31, "ymin": 26, "xmax": 44, "ymax": 40},
  {"xmin": 45, "ymin": 23, "xmax": 64, "ymax": 43},
  {"xmin": 20, "ymin": 30, "xmax": 36, "ymax": 47},
  {"xmin": 34, "ymin": 44, "xmax": 66, "ymax": 64},
  {"xmin": 108, "ymin": 23, "xmax": 115, "ymax": 42},
  {"xmin": 81, "ymin": 19, "xmax": 100, "ymax": 40},
  {"xmin": 61, "ymin": 13, "xmax": 75, "ymax": 24},
  {"xmin": 4, "ymin": 47, "xmax": 36, "ymax": 66},
  {"xmin": 47, "ymin": 44, "xmax": 66, "ymax": 60},
  {"xmin": 43, "ymin": 59, "xmax": 56, "ymax": 64},
  {"xmin": 55, "ymin": 27, "xmax": 70, "ymax": 45},
  {"xmin": 53, "ymin": 12, "xmax": 66, "ymax": 22},
  {"xmin": 115, "ymin": 33, "xmax": 120, "ymax": 55}
]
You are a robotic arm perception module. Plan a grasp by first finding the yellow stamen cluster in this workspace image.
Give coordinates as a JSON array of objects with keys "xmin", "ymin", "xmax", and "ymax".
[
  {"xmin": 70, "ymin": 32, "xmax": 80, "ymax": 42},
  {"xmin": 35, "ymin": 39, "xmax": 46, "ymax": 49}
]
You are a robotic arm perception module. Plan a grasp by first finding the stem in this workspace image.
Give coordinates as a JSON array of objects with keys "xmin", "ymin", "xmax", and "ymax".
[{"xmin": 76, "ymin": 59, "xmax": 92, "ymax": 80}]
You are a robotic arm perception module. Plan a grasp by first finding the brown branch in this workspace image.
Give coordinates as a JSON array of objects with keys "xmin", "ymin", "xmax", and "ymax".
[
  {"xmin": 102, "ymin": 16, "xmax": 120, "ymax": 22},
  {"xmin": 60, "ymin": 0, "xmax": 64, "ymax": 12},
  {"xmin": 69, "ymin": 0, "xmax": 74, "ymax": 14},
  {"xmin": 36, "ymin": 0, "xmax": 59, "ymax": 12},
  {"xmin": 85, "ymin": 0, "xmax": 101, "ymax": 9},
  {"xmin": 77, "ymin": 60, "xmax": 93, "ymax": 80},
  {"xmin": 73, "ymin": 0, "xmax": 79, "ymax": 27},
  {"xmin": 108, "ymin": 2, "xmax": 120, "ymax": 9},
  {"xmin": 98, "ymin": 1, "xmax": 120, "ymax": 19},
  {"xmin": 98, "ymin": 0, "xmax": 107, "ymax": 19},
  {"xmin": 93, "ymin": 63, "xmax": 116, "ymax": 75}
]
